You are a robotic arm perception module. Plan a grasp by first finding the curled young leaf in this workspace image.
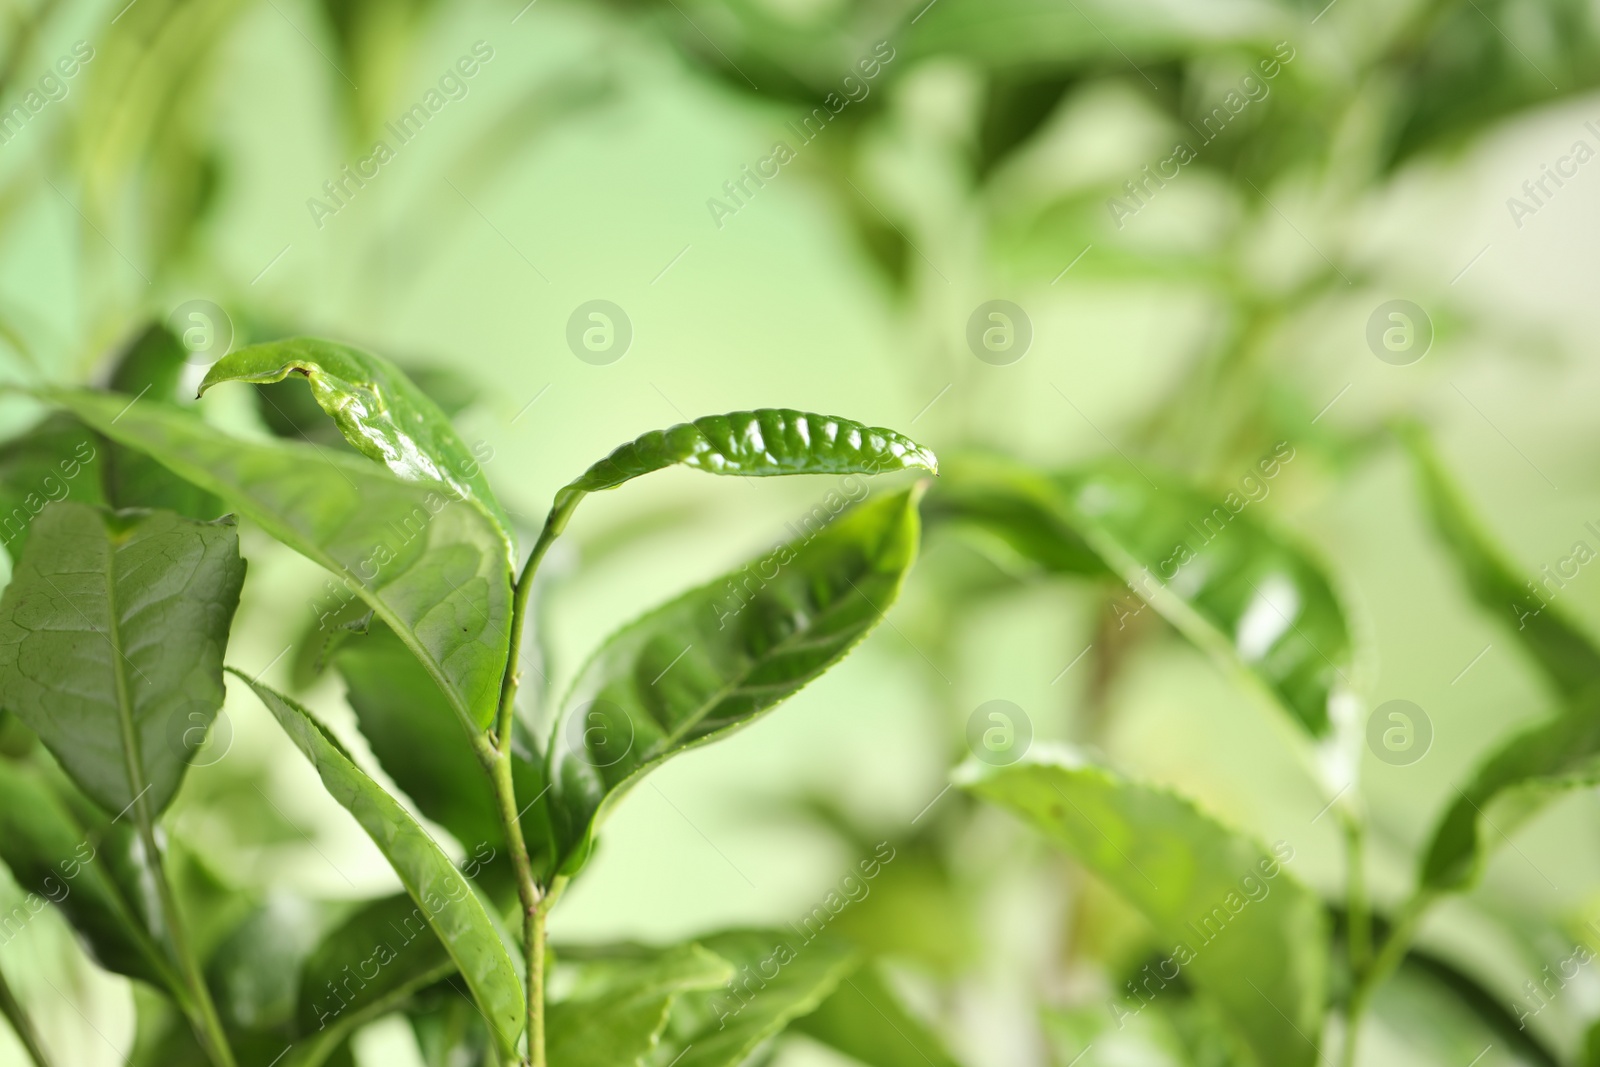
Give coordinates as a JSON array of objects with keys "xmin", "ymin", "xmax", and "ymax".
[
  {"xmin": 958, "ymin": 748, "xmax": 1328, "ymax": 1067},
  {"xmin": 198, "ymin": 338, "xmax": 512, "ymax": 562},
  {"xmin": 46, "ymin": 388, "xmax": 512, "ymax": 733},
  {"xmin": 538, "ymin": 409, "xmax": 936, "ymax": 546},
  {"xmin": 0, "ymin": 503, "xmax": 245, "ymax": 816},
  {"xmin": 546, "ymin": 486, "xmax": 923, "ymax": 877}
]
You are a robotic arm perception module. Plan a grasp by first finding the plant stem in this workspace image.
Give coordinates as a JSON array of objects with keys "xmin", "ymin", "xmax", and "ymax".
[
  {"xmin": 1342, "ymin": 889, "xmax": 1436, "ymax": 1067},
  {"xmin": 1340, "ymin": 811, "xmax": 1370, "ymax": 975},
  {"xmin": 483, "ymin": 495, "xmax": 583, "ymax": 1065},
  {"xmin": 135, "ymin": 811, "xmax": 237, "ymax": 1067},
  {"xmin": 0, "ymin": 962, "xmax": 54, "ymax": 1067}
]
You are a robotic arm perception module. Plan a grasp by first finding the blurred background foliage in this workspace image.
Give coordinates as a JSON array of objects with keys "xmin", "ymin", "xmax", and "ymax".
[{"xmin": 2, "ymin": 0, "xmax": 1600, "ymax": 1063}]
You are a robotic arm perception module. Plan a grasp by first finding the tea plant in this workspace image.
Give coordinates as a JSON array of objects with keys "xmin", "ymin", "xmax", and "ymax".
[{"xmin": 0, "ymin": 331, "xmax": 947, "ymax": 1067}]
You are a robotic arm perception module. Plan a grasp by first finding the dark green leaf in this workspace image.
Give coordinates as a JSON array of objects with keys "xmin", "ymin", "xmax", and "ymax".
[
  {"xmin": 292, "ymin": 894, "xmax": 458, "ymax": 1061},
  {"xmin": 198, "ymin": 338, "xmax": 512, "ymax": 561},
  {"xmin": 330, "ymin": 621, "xmax": 553, "ymax": 886},
  {"xmin": 0, "ymin": 414, "xmax": 106, "ymax": 557},
  {"xmin": 230, "ymin": 672, "xmax": 525, "ymax": 1054},
  {"xmin": 107, "ymin": 323, "xmax": 189, "ymax": 405},
  {"xmin": 934, "ymin": 453, "xmax": 1354, "ymax": 739},
  {"xmin": 1402, "ymin": 426, "xmax": 1600, "ymax": 703},
  {"xmin": 0, "ymin": 503, "xmax": 244, "ymax": 815},
  {"xmin": 409, "ymin": 988, "xmax": 493, "ymax": 1067},
  {"xmin": 207, "ymin": 894, "xmax": 325, "ymax": 1034},
  {"xmin": 1419, "ymin": 709, "xmax": 1600, "ymax": 892},
  {"xmin": 664, "ymin": 930, "xmax": 859, "ymax": 1067},
  {"xmin": 45, "ymin": 388, "xmax": 512, "ymax": 732},
  {"xmin": 546, "ymin": 943, "xmax": 733, "ymax": 1066},
  {"xmin": 791, "ymin": 963, "xmax": 963, "ymax": 1067},
  {"xmin": 958, "ymin": 749, "xmax": 1328, "ymax": 1067},
  {"xmin": 547, "ymin": 486, "xmax": 923, "ymax": 877},
  {"xmin": 0, "ymin": 759, "xmax": 179, "ymax": 993}
]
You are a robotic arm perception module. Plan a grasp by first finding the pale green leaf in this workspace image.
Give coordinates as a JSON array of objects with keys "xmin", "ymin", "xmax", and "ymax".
[
  {"xmin": 791, "ymin": 963, "xmax": 964, "ymax": 1067},
  {"xmin": 546, "ymin": 943, "xmax": 734, "ymax": 1067},
  {"xmin": 957, "ymin": 749, "xmax": 1328, "ymax": 1067}
]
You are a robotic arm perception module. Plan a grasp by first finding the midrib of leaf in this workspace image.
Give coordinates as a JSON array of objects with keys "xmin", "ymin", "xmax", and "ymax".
[{"xmin": 102, "ymin": 536, "xmax": 151, "ymax": 827}]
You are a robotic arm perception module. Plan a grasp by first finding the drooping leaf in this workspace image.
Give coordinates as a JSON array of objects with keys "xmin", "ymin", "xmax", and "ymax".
[
  {"xmin": 0, "ymin": 413, "xmax": 106, "ymax": 557},
  {"xmin": 933, "ymin": 453, "xmax": 1355, "ymax": 739},
  {"xmin": 546, "ymin": 943, "xmax": 734, "ymax": 1067},
  {"xmin": 230, "ymin": 672, "xmax": 525, "ymax": 1055},
  {"xmin": 547, "ymin": 486, "xmax": 923, "ymax": 877},
  {"xmin": 45, "ymin": 388, "xmax": 512, "ymax": 732},
  {"xmin": 0, "ymin": 503, "xmax": 245, "ymax": 815},
  {"xmin": 330, "ymin": 621, "xmax": 553, "ymax": 888},
  {"xmin": 1402, "ymin": 426, "xmax": 1600, "ymax": 703},
  {"xmin": 1419, "ymin": 709, "xmax": 1600, "ymax": 892},
  {"xmin": 790, "ymin": 962, "xmax": 964, "ymax": 1067},
  {"xmin": 663, "ymin": 930, "xmax": 859, "ymax": 1067},
  {"xmin": 537, "ymin": 409, "xmax": 936, "ymax": 547},
  {"xmin": 0, "ymin": 759, "xmax": 179, "ymax": 993},
  {"xmin": 290, "ymin": 893, "xmax": 459, "ymax": 1065},
  {"xmin": 198, "ymin": 338, "xmax": 512, "ymax": 562},
  {"xmin": 957, "ymin": 748, "xmax": 1328, "ymax": 1067}
]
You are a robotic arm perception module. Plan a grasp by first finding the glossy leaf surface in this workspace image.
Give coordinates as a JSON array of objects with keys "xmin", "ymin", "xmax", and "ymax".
[
  {"xmin": 546, "ymin": 943, "xmax": 733, "ymax": 1067},
  {"xmin": 934, "ymin": 453, "xmax": 1354, "ymax": 738},
  {"xmin": 666, "ymin": 930, "xmax": 859, "ymax": 1067},
  {"xmin": 47, "ymin": 388, "xmax": 512, "ymax": 732},
  {"xmin": 232, "ymin": 673, "xmax": 525, "ymax": 1053},
  {"xmin": 0, "ymin": 503, "xmax": 244, "ymax": 814},
  {"xmin": 199, "ymin": 338, "xmax": 512, "ymax": 561},
  {"xmin": 547, "ymin": 486, "xmax": 923, "ymax": 875},
  {"xmin": 1403, "ymin": 427, "xmax": 1600, "ymax": 703},
  {"xmin": 541, "ymin": 409, "xmax": 935, "ymax": 545},
  {"xmin": 958, "ymin": 749, "xmax": 1328, "ymax": 1067},
  {"xmin": 0, "ymin": 759, "xmax": 178, "ymax": 992},
  {"xmin": 791, "ymin": 962, "xmax": 964, "ymax": 1067}
]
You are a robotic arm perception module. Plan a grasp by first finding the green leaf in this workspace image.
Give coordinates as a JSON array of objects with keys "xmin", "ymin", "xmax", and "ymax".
[
  {"xmin": 103, "ymin": 324, "xmax": 225, "ymax": 521},
  {"xmin": 546, "ymin": 943, "xmax": 734, "ymax": 1066},
  {"xmin": 330, "ymin": 621, "xmax": 554, "ymax": 885},
  {"xmin": 229, "ymin": 672, "xmax": 525, "ymax": 1055},
  {"xmin": 547, "ymin": 486, "xmax": 924, "ymax": 876},
  {"xmin": 0, "ymin": 958, "xmax": 52, "ymax": 1067},
  {"xmin": 790, "ymin": 963, "xmax": 964, "ymax": 1067},
  {"xmin": 537, "ymin": 409, "xmax": 935, "ymax": 550},
  {"xmin": 957, "ymin": 748, "xmax": 1328, "ymax": 1067},
  {"xmin": 0, "ymin": 759, "xmax": 179, "ymax": 993},
  {"xmin": 291, "ymin": 894, "xmax": 459, "ymax": 1064},
  {"xmin": 663, "ymin": 930, "xmax": 860, "ymax": 1067},
  {"xmin": 1419, "ymin": 709, "xmax": 1600, "ymax": 893},
  {"xmin": 1402, "ymin": 427, "xmax": 1600, "ymax": 703},
  {"xmin": 198, "ymin": 338, "xmax": 511, "ymax": 562},
  {"xmin": 0, "ymin": 503, "xmax": 245, "ymax": 815},
  {"xmin": 933, "ymin": 453, "xmax": 1355, "ymax": 739},
  {"xmin": 44, "ymin": 388, "xmax": 512, "ymax": 732},
  {"xmin": 408, "ymin": 988, "xmax": 493, "ymax": 1067},
  {"xmin": 207, "ymin": 894, "xmax": 325, "ymax": 1034},
  {"xmin": 0, "ymin": 414, "xmax": 106, "ymax": 557}
]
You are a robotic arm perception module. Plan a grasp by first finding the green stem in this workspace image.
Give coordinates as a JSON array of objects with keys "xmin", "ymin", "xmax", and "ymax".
[
  {"xmin": 1343, "ymin": 890, "xmax": 1437, "ymax": 1067},
  {"xmin": 494, "ymin": 494, "xmax": 580, "ymax": 751},
  {"xmin": 1340, "ymin": 811, "xmax": 1370, "ymax": 976},
  {"xmin": 0, "ymin": 962, "xmax": 54, "ymax": 1067},
  {"xmin": 135, "ymin": 810, "xmax": 236, "ymax": 1067}
]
